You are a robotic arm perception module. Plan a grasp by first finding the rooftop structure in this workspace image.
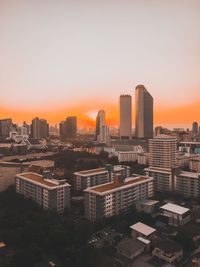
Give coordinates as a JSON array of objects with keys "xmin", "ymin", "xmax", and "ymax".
[{"xmin": 130, "ymin": 222, "xmax": 156, "ymax": 237}]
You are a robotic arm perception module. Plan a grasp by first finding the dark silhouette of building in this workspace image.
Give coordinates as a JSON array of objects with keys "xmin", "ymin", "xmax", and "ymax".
[
  {"xmin": 31, "ymin": 117, "xmax": 49, "ymax": 139},
  {"xmin": 59, "ymin": 116, "xmax": 77, "ymax": 139},
  {"xmin": 135, "ymin": 85, "xmax": 153, "ymax": 139}
]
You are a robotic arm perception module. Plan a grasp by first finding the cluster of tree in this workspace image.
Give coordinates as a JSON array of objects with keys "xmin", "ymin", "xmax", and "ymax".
[{"xmin": 0, "ymin": 187, "xmax": 118, "ymax": 267}]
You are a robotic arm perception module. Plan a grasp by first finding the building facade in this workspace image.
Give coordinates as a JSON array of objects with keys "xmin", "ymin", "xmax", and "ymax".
[
  {"xmin": 15, "ymin": 172, "xmax": 71, "ymax": 213},
  {"xmin": 31, "ymin": 117, "xmax": 49, "ymax": 139},
  {"xmin": 135, "ymin": 85, "xmax": 153, "ymax": 139},
  {"xmin": 84, "ymin": 175, "xmax": 154, "ymax": 221},
  {"xmin": 119, "ymin": 95, "xmax": 132, "ymax": 140}
]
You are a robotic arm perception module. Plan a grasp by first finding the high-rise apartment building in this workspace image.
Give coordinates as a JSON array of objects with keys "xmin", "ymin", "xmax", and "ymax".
[
  {"xmin": 135, "ymin": 85, "xmax": 153, "ymax": 139},
  {"xmin": 15, "ymin": 172, "xmax": 71, "ymax": 213},
  {"xmin": 149, "ymin": 135, "xmax": 177, "ymax": 169},
  {"xmin": 59, "ymin": 116, "xmax": 77, "ymax": 139},
  {"xmin": 0, "ymin": 118, "xmax": 13, "ymax": 138},
  {"xmin": 145, "ymin": 135, "xmax": 177, "ymax": 192},
  {"xmin": 119, "ymin": 95, "xmax": 132, "ymax": 140},
  {"xmin": 84, "ymin": 175, "xmax": 154, "ymax": 221},
  {"xmin": 31, "ymin": 117, "xmax": 49, "ymax": 139}
]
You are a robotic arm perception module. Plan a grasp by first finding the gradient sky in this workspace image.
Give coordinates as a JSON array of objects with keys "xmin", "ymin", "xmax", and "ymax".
[{"xmin": 0, "ymin": 0, "xmax": 200, "ymax": 127}]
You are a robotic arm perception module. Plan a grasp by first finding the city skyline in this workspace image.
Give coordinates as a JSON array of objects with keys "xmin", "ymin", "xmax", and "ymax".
[{"xmin": 1, "ymin": 0, "xmax": 200, "ymax": 127}]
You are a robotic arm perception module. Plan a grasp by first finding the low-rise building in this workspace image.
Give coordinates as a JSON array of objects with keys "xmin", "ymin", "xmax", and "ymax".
[
  {"xmin": 130, "ymin": 222, "xmax": 156, "ymax": 240},
  {"xmin": 118, "ymin": 151, "xmax": 138, "ymax": 163},
  {"xmin": 15, "ymin": 172, "xmax": 71, "ymax": 213},
  {"xmin": 136, "ymin": 199, "xmax": 159, "ymax": 217},
  {"xmin": 116, "ymin": 238, "xmax": 145, "ymax": 260},
  {"xmin": 84, "ymin": 175, "xmax": 154, "ymax": 221},
  {"xmin": 152, "ymin": 240, "xmax": 183, "ymax": 264},
  {"xmin": 160, "ymin": 203, "xmax": 190, "ymax": 227}
]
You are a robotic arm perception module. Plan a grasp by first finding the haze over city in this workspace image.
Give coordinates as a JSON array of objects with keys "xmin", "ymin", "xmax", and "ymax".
[{"xmin": 0, "ymin": 0, "xmax": 200, "ymax": 127}]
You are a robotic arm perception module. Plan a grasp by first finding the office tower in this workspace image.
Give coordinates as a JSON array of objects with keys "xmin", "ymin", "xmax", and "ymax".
[
  {"xmin": 135, "ymin": 85, "xmax": 153, "ymax": 139},
  {"xmin": 31, "ymin": 117, "xmax": 49, "ymax": 139},
  {"xmin": 192, "ymin": 122, "xmax": 198, "ymax": 135},
  {"xmin": 0, "ymin": 118, "xmax": 13, "ymax": 137},
  {"xmin": 84, "ymin": 175, "xmax": 153, "ymax": 221},
  {"xmin": 95, "ymin": 110, "xmax": 105, "ymax": 140},
  {"xmin": 15, "ymin": 172, "xmax": 71, "ymax": 213},
  {"xmin": 149, "ymin": 135, "xmax": 177, "ymax": 169},
  {"xmin": 119, "ymin": 95, "xmax": 132, "ymax": 140},
  {"xmin": 59, "ymin": 116, "xmax": 77, "ymax": 139},
  {"xmin": 95, "ymin": 110, "xmax": 110, "ymax": 144}
]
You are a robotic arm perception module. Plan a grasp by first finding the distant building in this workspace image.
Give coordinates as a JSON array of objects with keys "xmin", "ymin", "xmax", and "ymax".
[
  {"xmin": 119, "ymin": 95, "xmax": 132, "ymax": 140},
  {"xmin": 31, "ymin": 117, "xmax": 49, "ymax": 139},
  {"xmin": 192, "ymin": 122, "xmax": 199, "ymax": 135},
  {"xmin": 135, "ymin": 85, "xmax": 153, "ymax": 139},
  {"xmin": 95, "ymin": 110, "xmax": 110, "ymax": 144},
  {"xmin": 15, "ymin": 172, "xmax": 71, "ymax": 213},
  {"xmin": 84, "ymin": 174, "xmax": 154, "ymax": 221},
  {"xmin": 0, "ymin": 119, "xmax": 13, "ymax": 138},
  {"xmin": 59, "ymin": 116, "xmax": 77, "ymax": 139}
]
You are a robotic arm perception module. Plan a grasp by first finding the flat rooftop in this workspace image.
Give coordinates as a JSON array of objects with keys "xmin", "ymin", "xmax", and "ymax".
[
  {"xmin": 130, "ymin": 222, "xmax": 156, "ymax": 236},
  {"xmin": 160, "ymin": 203, "xmax": 190, "ymax": 215},
  {"xmin": 17, "ymin": 172, "xmax": 68, "ymax": 188},
  {"xmin": 179, "ymin": 171, "xmax": 200, "ymax": 178},
  {"xmin": 138, "ymin": 199, "xmax": 159, "ymax": 206},
  {"xmin": 86, "ymin": 176, "xmax": 151, "ymax": 194},
  {"xmin": 75, "ymin": 168, "xmax": 107, "ymax": 176}
]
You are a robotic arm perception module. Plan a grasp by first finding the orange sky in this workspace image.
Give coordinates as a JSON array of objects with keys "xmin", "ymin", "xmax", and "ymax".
[{"xmin": 0, "ymin": 99, "xmax": 199, "ymax": 128}]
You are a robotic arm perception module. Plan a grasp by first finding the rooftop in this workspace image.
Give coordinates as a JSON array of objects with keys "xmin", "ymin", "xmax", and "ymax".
[
  {"xmin": 130, "ymin": 222, "xmax": 156, "ymax": 236},
  {"xmin": 160, "ymin": 203, "xmax": 190, "ymax": 215},
  {"xmin": 138, "ymin": 199, "xmax": 159, "ymax": 206},
  {"xmin": 153, "ymin": 134, "xmax": 177, "ymax": 140},
  {"xmin": 74, "ymin": 167, "xmax": 107, "ymax": 176},
  {"xmin": 86, "ymin": 176, "xmax": 151, "ymax": 194},
  {"xmin": 179, "ymin": 171, "xmax": 200, "ymax": 178},
  {"xmin": 154, "ymin": 239, "xmax": 182, "ymax": 253},
  {"xmin": 16, "ymin": 172, "xmax": 69, "ymax": 188},
  {"xmin": 116, "ymin": 238, "xmax": 145, "ymax": 258}
]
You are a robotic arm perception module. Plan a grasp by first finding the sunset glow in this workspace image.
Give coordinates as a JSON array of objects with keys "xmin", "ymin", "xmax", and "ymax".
[{"xmin": 0, "ymin": 0, "xmax": 200, "ymax": 127}]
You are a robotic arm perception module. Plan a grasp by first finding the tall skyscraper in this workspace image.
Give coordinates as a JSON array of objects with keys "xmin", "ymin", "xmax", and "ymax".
[
  {"xmin": 149, "ymin": 135, "xmax": 177, "ymax": 169},
  {"xmin": 135, "ymin": 85, "xmax": 153, "ymax": 139},
  {"xmin": 95, "ymin": 110, "xmax": 105, "ymax": 140},
  {"xmin": 59, "ymin": 116, "xmax": 77, "ymax": 139},
  {"xmin": 31, "ymin": 117, "xmax": 49, "ymax": 139},
  {"xmin": 119, "ymin": 95, "xmax": 132, "ymax": 140},
  {"xmin": 95, "ymin": 110, "xmax": 110, "ymax": 144}
]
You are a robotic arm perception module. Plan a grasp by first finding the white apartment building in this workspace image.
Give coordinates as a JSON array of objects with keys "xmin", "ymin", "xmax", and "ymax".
[
  {"xmin": 84, "ymin": 175, "xmax": 154, "ymax": 221},
  {"xmin": 149, "ymin": 135, "xmax": 177, "ymax": 169},
  {"xmin": 15, "ymin": 172, "xmax": 71, "ymax": 213},
  {"xmin": 73, "ymin": 165, "xmax": 131, "ymax": 191},
  {"xmin": 175, "ymin": 171, "xmax": 200, "ymax": 198}
]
